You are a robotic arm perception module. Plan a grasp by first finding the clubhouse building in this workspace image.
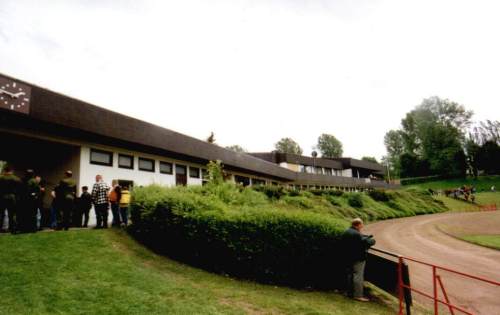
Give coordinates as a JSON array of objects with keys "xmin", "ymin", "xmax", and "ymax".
[{"xmin": 0, "ymin": 73, "xmax": 398, "ymax": 207}]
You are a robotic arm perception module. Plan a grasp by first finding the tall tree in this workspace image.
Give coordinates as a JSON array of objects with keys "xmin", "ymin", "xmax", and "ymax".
[
  {"xmin": 225, "ymin": 145, "xmax": 247, "ymax": 153},
  {"xmin": 316, "ymin": 133, "xmax": 343, "ymax": 158},
  {"xmin": 385, "ymin": 96, "xmax": 472, "ymax": 178},
  {"xmin": 274, "ymin": 138, "xmax": 303, "ymax": 155}
]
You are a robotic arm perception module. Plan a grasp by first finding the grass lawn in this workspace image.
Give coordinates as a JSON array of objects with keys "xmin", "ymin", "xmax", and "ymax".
[
  {"xmin": 435, "ymin": 192, "xmax": 500, "ymax": 212},
  {"xmin": 404, "ymin": 175, "xmax": 500, "ymax": 192},
  {"xmin": 459, "ymin": 235, "xmax": 500, "ymax": 250},
  {"xmin": 0, "ymin": 229, "xmax": 397, "ymax": 315}
]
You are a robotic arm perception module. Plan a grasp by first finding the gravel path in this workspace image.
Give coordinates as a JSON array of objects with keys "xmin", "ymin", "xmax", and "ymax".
[{"xmin": 365, "ymin": 211, "xmax": 500, "ymax": 315}]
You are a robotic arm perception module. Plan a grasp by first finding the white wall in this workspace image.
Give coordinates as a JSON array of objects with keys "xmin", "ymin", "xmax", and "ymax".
[
  {"xmin": 341, "ymin": 168, "xmax": 353, "ymax": 178},
  {"xmin": 79, "ymin": 146, "xmax": 203, "ymax": 192}
]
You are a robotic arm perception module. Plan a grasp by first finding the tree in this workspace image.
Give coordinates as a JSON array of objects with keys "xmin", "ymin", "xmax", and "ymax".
[
  {"xmin": 206, "ymin": 132, "xmax": 216, "ymax": 144},
  {"xmin": 384, "ymin": 130, "xmax": 405, "ymax": 177},
  {"xmin": 225, "ymin": 145, "xmax": 247, "ymax": 153},
  {"xmin": 274, "ymin": 138, "xmax": 303, "ymax": 155},
  {"xmin": 361, "ymin": 156, "xmax": 378, "ymax": 164},
  {"xmin": 477, "ymin": 141, "xmax": 500, "ymax": 175},
  {"xmin": 385, "ymin": 96, "xmax": 472, "ymax": 178},
  {"xmin": 316, "ymin": 133, "xmax": 343, "ymax": 158}
]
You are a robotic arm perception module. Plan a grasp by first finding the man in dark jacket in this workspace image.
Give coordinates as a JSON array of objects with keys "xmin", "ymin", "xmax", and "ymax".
[
  {"xmin": 54, "ymin": 170, "xmax": 76, "ymax": 230},
  {"xmin": 0, "ymin": 166, "xmax": 22, "ymax": 233},
  {"xmin": 342, "ymin": 218, "xmax": 376, "ymax": 302}
]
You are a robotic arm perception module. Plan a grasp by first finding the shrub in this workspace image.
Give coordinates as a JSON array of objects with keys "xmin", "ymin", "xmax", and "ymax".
[
  {"xmin": 130, "ymin": 184, "xmax": 349, "ymax": 289},
  {"xmin": 347, "ymin": 193, "xmax": 363, "ymax": 208},
  {"xmin": 368, "ymin": 189, "xmax": 392, "ymax": 202},
  {"xmin": 252, "ymin": 185, "xmax": 287, "ymax": 200}
]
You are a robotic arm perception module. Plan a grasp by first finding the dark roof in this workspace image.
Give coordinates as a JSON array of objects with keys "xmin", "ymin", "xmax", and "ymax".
[
  {"xmin": 250, "ymin": 152, "xmax": 343, "ymax": 169},
  {"xmin": 0, "ymin": 72, "xmax": 296, "ymax": 181},
  {"xmin": 330, "ymin": 158, "xmax": 384, "ymax": 172}
]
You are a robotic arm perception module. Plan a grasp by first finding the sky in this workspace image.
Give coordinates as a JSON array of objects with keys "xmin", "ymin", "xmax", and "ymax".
[{"xmin": 1, "ymin": 0, "xmax": 499, "ymax": 161}]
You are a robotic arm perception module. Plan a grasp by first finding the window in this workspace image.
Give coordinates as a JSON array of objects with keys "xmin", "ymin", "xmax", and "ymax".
[
  {"xmin": 235, "ymin": 175, "xmax": 250, "ymax": 187},
  {"xmin": 315, "ymin": 167, "xmax": 323, "ymax": 174},
  {"xmin": 202, "ymin": 169, "xmax": 208, "ymax": 179},
  {"xmin": 138, "ymin": 158, "xmax": 155, "ymax": 172},
  {"xmin": 175, "ymin": 164, "xmax": 186, "ymax": 175},
  {"xmin": 189, "ymin": 167, "xmax": 200, "ymax": 178},
  {"xmin": 305, "ymin": 166, "xmax": 313, "ymax": 174},
  {"xmin": 299, "ymin": 165, "xmax": 306, "ymax": 173},
  {"xmin": 90, "ymin": 149, "xmax": 113, "ymax": 166},
  {"xmin": 252, "ymin": 178, "xmax": 266, "ymax": 186},
  {"xmin": 324, "ymin": 168, "xmax": 332, "ymax": 175},
  {"xmin": 159, "ymin": 161, "xmax": 173, "ymax": 174},
  {"xmin": 118, "ymin": 154, "xmax": 134, "ymax": 169}
]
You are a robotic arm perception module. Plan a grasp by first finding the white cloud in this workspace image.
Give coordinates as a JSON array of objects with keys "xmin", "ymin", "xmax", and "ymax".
[{"xmin": 1, "ymin": 0, "xmax": 499, "ymax": 160}]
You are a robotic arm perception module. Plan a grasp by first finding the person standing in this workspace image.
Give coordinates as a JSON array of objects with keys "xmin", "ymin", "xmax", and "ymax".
[
  {"xmin": 25, "ymin": 173, "xmax": 42, "ymax": 233},
  {"xmin": 119, "ymin": 186, "xmax": 131, "ymax": 227},
  {"xmin": 91, "ymin": 175, "xmax": 110, "ymax": 229},
  {"xmin": 0, "ymin": 166, "xmax": 21, "ymax": 233},
  {"xmin": 54, "ymin": 170, "xmax": 77, "ymax": 230},
  {"xmin": 342, "ymin": 218, "xmax": 376, "ymax": 302},
  {"xmin": 108, "ymin": 182, "xmax": 122, "ymax": 227},
  {"xmin": 79, "ymin": 186, "xmax": 92, "ymax": 228}
]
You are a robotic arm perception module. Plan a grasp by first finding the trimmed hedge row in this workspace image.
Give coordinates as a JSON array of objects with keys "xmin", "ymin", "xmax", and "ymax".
[{"xmin": 130, "ymin": 184, "xmax": 349, "ymax": 288}]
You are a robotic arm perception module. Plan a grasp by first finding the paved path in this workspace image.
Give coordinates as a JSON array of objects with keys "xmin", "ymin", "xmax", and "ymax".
[{"xmin": 365, "ymin": 211, "xmax": 500, "ymax": 315}]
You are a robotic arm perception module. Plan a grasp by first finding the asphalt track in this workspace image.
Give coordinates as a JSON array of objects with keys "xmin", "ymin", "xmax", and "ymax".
[{"xmin": 365, "ymin": 211, "xmax": 500, "ymax": 315}]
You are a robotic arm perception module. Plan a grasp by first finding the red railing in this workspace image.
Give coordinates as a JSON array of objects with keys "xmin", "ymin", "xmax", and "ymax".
[
  {"xmin": 397, "ymin": 255, "xmax": 500, "ymax": 315},
  {"xmin": 479, "ymin": 204, "xmax": 497, "ymax": 211}
]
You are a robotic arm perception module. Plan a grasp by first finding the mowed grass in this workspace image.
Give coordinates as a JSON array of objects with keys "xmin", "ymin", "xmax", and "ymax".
[
  {"xmin": 435, "ymin": 192, "xmax": 500, "ymax": 212},
  {"xmin": 405, "ymin": 175, "xmax": 500, "ymax": 192},
  {"xmin": 460, "ymin": 235, "xmax": 500, "ymax": 250},
  {"xmin": 0, "ymin": 229, "xmax": 396, "ymax": 315}
]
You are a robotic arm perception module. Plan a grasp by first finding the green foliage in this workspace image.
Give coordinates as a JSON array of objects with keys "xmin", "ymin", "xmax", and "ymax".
[
  {"xmin": 207, "ymin": 160, "xmax": 225, "ymax": 185},
  {"xmin": 274, "ymin": 137, "xmax": 303, "ymax": 155},
  {"xmin": 130, "ymin": 183, "xmax": 448, "ymax": 288},
  {"xmin": 386, "ymin": 96, "xmax": 473, "ymax": 179},
  {"xmin": 316, "ymin": 133, "xmax": 343, "ymax": 158},
  {"xmin": 368, "ymin": 189, "xmax": 392, "ymax": 202},
  {"xmin": 346, "ymin": 193, "xmax": 363, "ymax": 208},
  {"xmin": 131, "ymin": 184, "xmax": 348, "ymax": 288},
  {"xmin": 252, "ymin": 185, "xmax": 287, "ymax": 200}
]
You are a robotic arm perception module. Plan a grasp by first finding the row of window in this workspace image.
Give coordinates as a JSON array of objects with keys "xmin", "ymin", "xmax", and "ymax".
[
  {"xmin": 90, "ymin": 149, "xmax": 202, "ymax": 178},
  {"xmin": 298, "ymin": 165, "xmax": 342, "ymax": 176}
]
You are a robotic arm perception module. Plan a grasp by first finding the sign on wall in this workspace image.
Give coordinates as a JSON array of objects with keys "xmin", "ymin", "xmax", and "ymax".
[{"xmin": 0, "ymin": 76, "xmax": 31, "ymax": 114}]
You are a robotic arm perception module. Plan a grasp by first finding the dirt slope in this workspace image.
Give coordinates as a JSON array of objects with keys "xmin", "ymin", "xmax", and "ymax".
[{"xmin": 365, "ymin": 211, "xmax": 500, "ymax": 315}]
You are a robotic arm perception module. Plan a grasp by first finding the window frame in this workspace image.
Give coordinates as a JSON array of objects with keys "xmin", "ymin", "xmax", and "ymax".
[
  {"xmin": 189, "ymin": 166, "xmax": 200, "ymax": 178},
  {"xmin": 138, "ymin": 157, "xmax": 155, "ymax": 172},
  {"xmin": 90, "ymin": 148, "xmax": 113, "ymax": 167},
  {"xmin": 118, "ymin": 154, "xmax": 134, "ymax": 170},
  {"xmin": 159, "ymin": 161, "xmax": 173, "ymax": 175}
]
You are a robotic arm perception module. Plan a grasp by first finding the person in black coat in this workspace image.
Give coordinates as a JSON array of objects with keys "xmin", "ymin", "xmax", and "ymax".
[{"xmin": 342, "ymin": 218, "xmax": 376, "ymax": 302}]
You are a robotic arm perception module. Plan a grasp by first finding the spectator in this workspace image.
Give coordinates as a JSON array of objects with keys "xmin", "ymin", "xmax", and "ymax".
[
  {"xmin": 0, "ymin": 166, "xmax": 21, "ymax": 233},
  {"xmin": 342, "ymin": 218, "xmax": 376, "ymax": 302},
  {"xmin": 119, "ymin": 186, "xmax": 131, "ymax": 227},
  {"xmin": 54, "ymin": 170, "xmax": 76, "ymax": 231},
  {"xmin": 78, "ymin": 186, "xmax": 92, "ymax": 228},
  {"xmin": 108, "ymin": 182, "xmax": 122, "ymax": 227},
  {"xmin": 92, "ymin": 175, "xmax": 110, "ymax": 229}
]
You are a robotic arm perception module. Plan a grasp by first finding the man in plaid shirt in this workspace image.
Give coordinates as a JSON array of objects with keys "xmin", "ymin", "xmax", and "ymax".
[{"xmin": 91, "ymin": 175, "xmax": 110, "ymax": 228}]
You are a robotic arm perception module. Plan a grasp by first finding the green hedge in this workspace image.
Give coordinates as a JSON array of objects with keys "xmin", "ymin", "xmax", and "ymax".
[{"xmin": 130, "ymin": 184, "xmax": 349, "ymax": 288}]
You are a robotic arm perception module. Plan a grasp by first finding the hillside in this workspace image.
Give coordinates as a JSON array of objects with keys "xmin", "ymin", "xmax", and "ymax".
[
  {"xmin": 404, "ymin": 175, "xmax": 500, "ymax": 192},
  {"xmin": 0, "ymin": 229, "xmax": 396, "ymax": 315}
]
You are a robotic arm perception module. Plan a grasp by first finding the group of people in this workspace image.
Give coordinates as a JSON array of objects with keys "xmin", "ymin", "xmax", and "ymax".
[{"xmin": 0, "ymin": 166, "xmax": 131, "ymax": 233}]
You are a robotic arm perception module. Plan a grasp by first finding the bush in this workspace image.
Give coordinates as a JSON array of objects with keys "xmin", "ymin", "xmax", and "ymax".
[
  {"xmin": 130, "ymin": 184, "xmax": 349, "ymax": 289},
  {"xmin": 252, "ymin": 185, "xmax": 287, "ymax": 200},
  {"xmin": 368, "ymin": 189, "xmax": 392, "ymax": 202},
  {"xmin": 347, "ymin": 193, "xmax": 363, "ymax": 208}
]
